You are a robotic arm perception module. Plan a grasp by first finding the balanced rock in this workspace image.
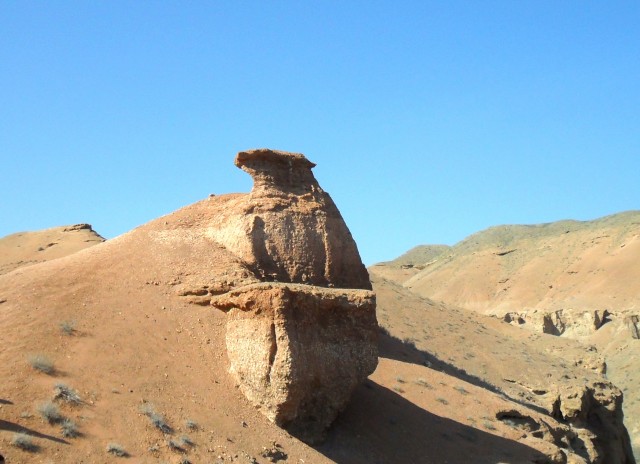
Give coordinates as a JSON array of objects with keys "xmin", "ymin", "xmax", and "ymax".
[
  {"xmin": 207, "ymin": 148, "xmax": 371, "ymax": 290},
  {"xmin": 207, "ymin": 149, "xmax": 378, "ymax": 441}
]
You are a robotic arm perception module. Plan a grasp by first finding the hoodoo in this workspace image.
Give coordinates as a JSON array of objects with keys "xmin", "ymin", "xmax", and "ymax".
[
  {"xmin": 201, "ymin": 149, "xmax": 378, "ymax": 441},
  {"xmin": 206, "ymin": 148, "xmax": 372, "ymax": 290}
]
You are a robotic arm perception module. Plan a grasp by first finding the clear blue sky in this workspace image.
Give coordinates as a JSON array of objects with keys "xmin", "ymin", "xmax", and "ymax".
[{"xmin": 1, "ymin": 2, "xmax": 638, "ymax": 265}]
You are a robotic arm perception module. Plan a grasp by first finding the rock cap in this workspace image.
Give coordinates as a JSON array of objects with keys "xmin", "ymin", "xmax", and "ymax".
[{"xmin": 235, "ymin": 148, "xmax": 320, "ymax": 196}]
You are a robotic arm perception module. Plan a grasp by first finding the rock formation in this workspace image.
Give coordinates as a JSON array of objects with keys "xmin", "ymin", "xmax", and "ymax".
[
  {"xmin": 540, "ymin": 382, "xmax": 634, "ymax": 463},
  {"xmin": 212, "ymin": 282, "xmax": 377, "ymax": 442},
  {"xmin": 206, "ymin": 149, "xmax": 371, "ymax": 290},
  {"xmin": 196, "ymin": 149, "xmax": 378, "ymax": 441},
  {"xmin": 502, "ymin": 308, "xmax": 614, "ymax": 339}
]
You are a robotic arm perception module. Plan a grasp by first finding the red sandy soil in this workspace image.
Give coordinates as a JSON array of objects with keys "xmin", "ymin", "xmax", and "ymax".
[{"xmin": 0, "ymin": 202, "xmax": 632, "ymax": 463}]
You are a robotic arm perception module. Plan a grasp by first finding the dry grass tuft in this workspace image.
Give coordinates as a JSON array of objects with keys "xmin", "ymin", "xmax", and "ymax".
[
  {"xmin": 11, "ymin": 432, "xmax": 39, "ymax": 452},
  {"xmin": 38, "ymin": 401, "xmax": 63, "ymax": 424},
  {"xmin": 106, "ymin": 443, "xmax": 128, "ymax": 457},
  {"xmin": 29, "ymin": 354, "xmax": 54, "ymax": 374},
  {"xmin": 53, "ymin": 383, "xmax": 82, "ymax": 405}
]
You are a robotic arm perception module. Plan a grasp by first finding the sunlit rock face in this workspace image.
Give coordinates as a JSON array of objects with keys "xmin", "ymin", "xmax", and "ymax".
[
  {"xmin": 207, "ymin": 148, "xmax": 372, "ymax": 290},
  {"xmin": 206, "ymin": 149, "xmax": 378, "ymax": 442}
]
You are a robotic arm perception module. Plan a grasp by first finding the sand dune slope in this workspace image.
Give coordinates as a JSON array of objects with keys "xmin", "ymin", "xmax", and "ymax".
[{"xmin": 0, "ymin": 224, "xmax": 104, "ymax": 276}]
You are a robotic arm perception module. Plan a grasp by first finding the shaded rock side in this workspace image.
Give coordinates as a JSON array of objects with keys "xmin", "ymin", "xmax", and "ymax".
[
  {"xmin": 206, "ymin": 148, "xmax": 371, "ymax": 290},
  {"xmin": 543, "ymin": 382, "xmax": 635, "ymax": 464},
  {"xmin": 212, "ymin": 282, "xmax": 378, "ymax": 442}
]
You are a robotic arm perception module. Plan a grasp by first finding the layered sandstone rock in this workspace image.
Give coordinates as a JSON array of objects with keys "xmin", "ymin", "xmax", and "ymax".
[
  {"xmin": 206, "ymin": 149, "xmax": 371, "ymax": 290},
  {"xmin": 543, "ymin": 382, "xmax": 634, "ymax": 463},
  {"xmin": 212, "ymin": 282, "xmax": 377, "ymax": 442},
  {"xmin": 199, "ymin": 149, "xmax": 378, "ymax": 441}
]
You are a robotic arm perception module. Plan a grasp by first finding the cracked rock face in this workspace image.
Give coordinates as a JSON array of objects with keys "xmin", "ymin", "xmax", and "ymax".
[
  {"xmin": 207, "ymin": 149, "xmax": 378, "ymax": 442},
  {"xmin": 208, "ymin": 148, "xmax": 372, "ymax": 290},
  {"xmin": 213, "ymin": 282, "xmax": 378, "ymax": 442}
]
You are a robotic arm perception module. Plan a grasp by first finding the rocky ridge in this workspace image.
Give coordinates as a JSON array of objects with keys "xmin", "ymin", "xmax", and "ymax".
[{"xmin": 0, "ymin": 223, "xmax": 104, "ymax": 275}]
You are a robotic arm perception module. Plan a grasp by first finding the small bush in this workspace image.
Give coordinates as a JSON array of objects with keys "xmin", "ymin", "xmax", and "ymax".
[
  {"xmin": 167, "ymin": 435, "xmax": 195, "ymax": 451},
  {"xmin": 415, "ymin": 378, "xmax": 433, "ymax": 389},
  {"xmin": 185, "ymin": 419, "xmax": 198, "ymax": 430},
  {"xmin": 151, "ymin": 414, "xmax": 172, "ymax": 433},
  {"xmin": 454, "ymin": 385, "xmax": 469, "ymax": 395},
  {"xmin": 53, "ymin": 383, "xmax": 82, "ymax": 405},
  {"xmin": 167, "ymin": 439, "xmax": 184, "ymax": 452},
  {"xmin": 59, "ymin": 320, "xmax": 76, "ymax": 335},
  {"xmin": 11, "ymin": 432, "xmax": 39, "ymax": 452},
  {"xmin": 140, "ymin": 403, "xmax": 172, "ymax": 434},
  {"xmin": 61, "ymin": 419, "xmax": 80, "ymax": 438},
  {"xmin": 38, "ymin": 401, "xmax": 63, "ymax": 424},
  {"xmin": 179, "ymin": 435, "xmax": 194, "ymax": 447},
  {"xmin": 436, "ymin": 397, "xmax": 449, "ymax": 405},
  {"xmin": 106, "ymin": 443, "xmax": 128, "ymax": 457},
  {"xmin": 483, "ymin": 421, "xmax": 497, "ymax": 431},
  {"xmin": 29, "ymin": 354, "xmax": 54, "ymax": 374}
]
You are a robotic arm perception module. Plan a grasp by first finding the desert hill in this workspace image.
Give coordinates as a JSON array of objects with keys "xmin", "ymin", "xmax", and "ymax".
[
  {"xmin": 1, "ymin": 152, "xmax": 634, "ymax": 463},
  {"xmin": 0, "ymin": 224, "xmax": 105, "ymax": 276},
  {"xmin": 381, "ymin": 211, "xmax": 640, "ymax": 315},
  {"xmin": 372, "ymin": 211, "xmax": 640, "ymax": 460}
]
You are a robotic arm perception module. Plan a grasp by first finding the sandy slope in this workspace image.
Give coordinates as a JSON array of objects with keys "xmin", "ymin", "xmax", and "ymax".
[
  {"xmin": 0, "ymin": 224, "xmax": 105, "ymax": 276},
  {"xmin": 373, "ymin": 211, "xmax": 640, "ymax": 461},
  {"xmin": 0, "ymin": 204, "xmax": 633, "ymax": 463}
]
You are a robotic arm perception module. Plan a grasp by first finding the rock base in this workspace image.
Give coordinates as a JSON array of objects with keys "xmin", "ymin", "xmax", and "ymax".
[{"xmin": 212, "ymin": 282, "xmax": 378, "ymax": 442}]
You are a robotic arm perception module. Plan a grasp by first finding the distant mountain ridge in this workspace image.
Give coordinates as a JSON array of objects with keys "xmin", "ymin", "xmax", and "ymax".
[{"xmin": 387, "ymin": 210, "xmax": 640, "ymax": 268}]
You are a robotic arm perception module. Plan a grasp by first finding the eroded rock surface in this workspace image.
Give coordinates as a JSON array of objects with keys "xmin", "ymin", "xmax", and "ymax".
[
  {"xmin": 192, "ymin": 149, "xmax": 378, "ymax": 441},
  {"xmin": 212, "ymin": 282, "xmax": 377, "ymax": 442},
  {"xmin": 207, "ymin": 149, "xmax": 371, "ymax": 290},
  {"xmin": 543, "ymin": 382, "xmax": 634, "ymax": 463}
]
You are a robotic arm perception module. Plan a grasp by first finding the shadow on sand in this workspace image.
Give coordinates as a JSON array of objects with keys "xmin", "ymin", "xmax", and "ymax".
[
  {"xmin": 315, "ymin": 379, "xmax": 548, "ymax": 464},
  {"xmin": 378, "ymin": 331, "xmax": 550, "ymax": 416},
  {"xmin": 0, "ymin": 419, "xmax": 69, "ymax": 445},
  {"xmin": 378, "ymin": 331, "xmax": 502, "ymax": 394}
]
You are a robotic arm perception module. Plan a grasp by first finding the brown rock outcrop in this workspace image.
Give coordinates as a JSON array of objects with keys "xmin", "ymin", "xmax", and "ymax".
[
  {"xmin": 207, "ymin": 149, "xmax": 371, "ymax": 290},
  {"xmin": 212, "ymin": 282, "xmax": 377, "ymax": 442},
  {"xmin": 200, "ymin": 149, "xmax": 378, "ymax": 441},
  {"xmin": 625, "ymin": 315, "xmax": 640, "ymax": 339},
  {"xmin": 543, "ymin": 382, "xmax": 635, "ymax": 463}
]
